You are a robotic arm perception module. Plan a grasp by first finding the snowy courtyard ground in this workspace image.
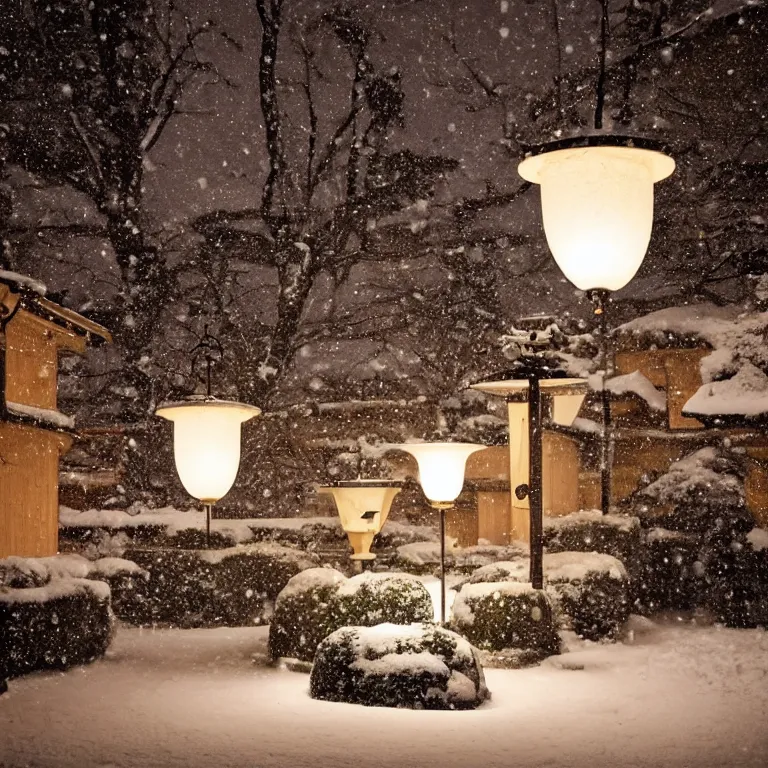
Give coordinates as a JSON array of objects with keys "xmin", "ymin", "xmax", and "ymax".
[{"xmin": 2, "ymin": 619, "xmax": 768, "ymax": 768}]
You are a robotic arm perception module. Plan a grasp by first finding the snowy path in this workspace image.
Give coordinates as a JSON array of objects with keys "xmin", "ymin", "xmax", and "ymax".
[{"xmin": 1, "ymin": 621, "xmax": 768, "ymax": 768}]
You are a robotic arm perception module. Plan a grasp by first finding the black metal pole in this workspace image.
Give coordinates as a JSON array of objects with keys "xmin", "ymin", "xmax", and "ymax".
[
  {"xmin": 439, "ymin": 507, "xmax": 447, "ymax": 624},
  {"xmin": 593, "ymin": 290, "xmax": 613, "ymax": 516},
  {"xmin": 204, "ymin": 503, "xmax": 212, "ymax": 547},
  {"xmin": 528, "ymin": 377, "xmax": 544, "ymax": 590}
]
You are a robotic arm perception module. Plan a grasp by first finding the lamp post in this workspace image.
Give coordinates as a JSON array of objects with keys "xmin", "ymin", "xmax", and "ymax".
[
  {"xmin": 518, "ymin": 137, "xmax": 674, "ymax": 514},
  {"xmin": 155, "ymin": 326, "xmax": 260, "ymax": 546},
  {"xmin": 391, "ymin": 442, "xmax": 486, "ymax": 624},
  {"xmin": 472, "ymin": 348, "xmax": 586, "ymax": 589},
  {"xmin": 316, "ymin": 479, "xmax": 402, "ymax": 563}
]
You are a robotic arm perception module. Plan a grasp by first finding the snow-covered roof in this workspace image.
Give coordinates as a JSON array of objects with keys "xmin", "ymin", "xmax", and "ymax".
[{"xmin": 621, "ymin": 303, "xmax": 768, "ymax": 420}]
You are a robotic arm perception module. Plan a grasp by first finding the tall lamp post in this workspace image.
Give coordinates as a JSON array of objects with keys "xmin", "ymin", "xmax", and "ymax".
[
  {"xmin": 391, "ymin": 442, "xmax": 486, "ymax": 623},
  {"xmin": 472, "ymin": 349, "xmax": 586, "ymax": 589},
  {"xmin": 517, "ymin": 4, "xmax": 675, "ymax": 514},
  {"xmin": 155, "ymin": 327, "xmax": 260, "ymax": 546},
  {"xmin": 518, "ymin": 138, "xmax": 674, "ymax": 513}
]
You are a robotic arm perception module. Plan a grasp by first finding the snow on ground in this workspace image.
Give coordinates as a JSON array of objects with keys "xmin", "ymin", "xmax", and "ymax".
[{"xmin": 2, "ymin": 621, "xmax": 768, "ymax": 768}]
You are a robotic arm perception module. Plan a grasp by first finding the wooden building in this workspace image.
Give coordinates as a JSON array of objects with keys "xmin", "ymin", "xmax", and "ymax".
[{"xmin": 0, "ymin": 272, "xmax": 111, "ymax": 557}]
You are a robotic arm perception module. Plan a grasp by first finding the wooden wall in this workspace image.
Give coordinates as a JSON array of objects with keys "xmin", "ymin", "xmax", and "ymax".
[{"xmin": 0, "ymin": 423, "xmax": 70, "ymax": 557}]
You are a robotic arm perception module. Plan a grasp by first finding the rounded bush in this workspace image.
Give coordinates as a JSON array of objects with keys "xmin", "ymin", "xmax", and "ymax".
[
  {"xmin": 269, "ymin": 567, "xmax": 347, "ymax": 662},
  {"xmin": 329, "ymin": 572, "xmax": 434, "ymax": 627},
  {"xmin": 452, "ymin": 581, "xmax": 559, "ymax": 660},
  {"xmin": 310, "ymin": 623, "xmax": 489, "ymax": 710}
]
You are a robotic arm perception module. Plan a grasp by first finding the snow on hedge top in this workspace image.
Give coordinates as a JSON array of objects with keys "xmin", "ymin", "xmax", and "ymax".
[
  {"xmin": 544, "ymin": 551, "xmax": 627, "ymax": 582},
  {"xmin": 0, "ymin": 577, "xmax": 110, "ymax": 605},
  {"xmin": 60, "ymin": 506, "xmax": 338, "ymax": 542},
  {"xmin": 351, "ymin": 650, "xmax": 449, "ymax": 678},
  {"xmin": 197, "ymin": 542, "xmax": 315, "ymax": 566},
  {"xmin": 470, "ymin": 553, "xmax": 627, "ymax": 585},
  {"xmin": 543, "ymin": 509, "xmax": 640, "ymax": 533},
  {"xmin": 620, "ymin": 303, "xmax": 768, "ymax": 418},
  {"xmin": 335, "ymin": 570, "xmax": 422, "ymax": 597},
  {"xmin": 605, "ymin": 371, "xmax": 666, "ymax": 411},
  {"xmin": 343, "ymin": 622, "xmax": 476, "ymax": 667},
  {"xmin": 275, "ymin": 567, "xmax": 346, "ymax": 605}
]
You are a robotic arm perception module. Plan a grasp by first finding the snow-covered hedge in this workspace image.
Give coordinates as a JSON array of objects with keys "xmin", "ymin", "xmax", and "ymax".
[
  {"xmin": 268, "ymin": 567, "xmax": 347, "ymax": 662},
  {"xmin": 467, "ymin": 552, "xmax": 630, "ymax": 641},
  {"xmin": 331, "ymin": 572, "xmax": 433, "ymax": 627},
  {"xmin": 0, "ymin": 575, "xmax": 114, "ymax": 688},
  {"xmin": 395, "ymin": 540, "xmax": 528, "ymax": 575},
  {"xmin": 123, "ymin": 543, "xmax": 316, "ymax": 628},
  {"xmin": 543, "ymin": 511, "xmax": 642, "ymax": 567},
  {"xmin": 310, "ymin": 623, "xmax": 489, "ymax": 710},
  {"xmin": 269, "ymin": 570, "xmax": 434, "ymax": 662},
  {"xmin": 451, "ymin": 581, "xmax": 559, "ymax": 663}
]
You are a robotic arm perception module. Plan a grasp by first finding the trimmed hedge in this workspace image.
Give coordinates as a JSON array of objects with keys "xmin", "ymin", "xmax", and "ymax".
[
  {"xmin": 468, "ymin": 552, "xmax": 631, "ymax": 641},
  {"xmin": 0, "ymin": 578, "xmax": 114, "ymax": 685},
  {"xmin": 121, "ymin": 543, "xmax": 317, "ymax": 627},
  {"xmin": 310, "ymin": 623, "xmax": 489, "ymax": 710},
  {"xmin": 452, "ymin": 581, "xmax": 559, "ymax": 662},
  {"xmin": 268, "ymin": 568, "xmax": 347, "ymax": 662},
  {"xmin": 269, "ymin": 570, "xmax": 434, "ymax": 663},
  {"xmin": 543, "ymin": 511, "xmax": 642, "ymax": 566}
]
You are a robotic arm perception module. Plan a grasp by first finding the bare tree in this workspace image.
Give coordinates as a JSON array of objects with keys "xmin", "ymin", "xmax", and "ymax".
[{"xmin": 1, "ymin": 0, "xmax": 229, "ymax": 417}]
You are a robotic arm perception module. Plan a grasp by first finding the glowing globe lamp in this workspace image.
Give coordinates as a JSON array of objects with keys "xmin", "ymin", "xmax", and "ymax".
[
  {"xmin": 397, "ymin": 442, "xmax": 486, "ymax": 507},
  {"xmin": 518, "ymin": 143, "xmax": 675, "ymax": 291},
  {"xmin": 156, "ymin": 399, "xmax": 260, "ymax": 545}
]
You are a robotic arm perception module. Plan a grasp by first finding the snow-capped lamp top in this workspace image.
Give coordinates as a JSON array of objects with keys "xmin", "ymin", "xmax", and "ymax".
[{"xmin": 518, "ymin": 135, "xmax": 675, "ymax": 293}]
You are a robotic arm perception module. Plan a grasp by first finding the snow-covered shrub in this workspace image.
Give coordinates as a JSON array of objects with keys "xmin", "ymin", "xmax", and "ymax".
[
  {"xmin": 701, "ymin": 535, "xmax": 768, "ymax": 628},
  {"xmin": 0, "ymin": 578, "xmax": 114, "ymax": 685},
  {"xmin": 630, "ymin": 447, "xmax": 756, "ymax": 617},
  {"xmin": 631, "ymin": 447, "xmax": 752, "ymax": 536},
  {"xmin": 329, "ymin": 572, "xmax": 433, "ymax": 628},
  {"xmin": 634, "ymin": 528, "xmax": 701, "ymax": 614},
  {"xmin": 544, "ymin": 552, "xmax": 631, "ymax": 640},
  {"xmin": 310, "ymin": 623, "xmax": 489, "ymax": 710},
  {"xmin": 395, "ymin": 540, "xmax": 528, "ymax": 575},
  {"xmin": 88, "ymin": 558, "xmax": 150, "ymax": 622},
  {"xmin": 451, "ymin": 581, "xmax": 559, "ymax": 662},
  {"xmin": 0, "ymin": 557, "xmax": 50, "ymax": 589},
  {"xmin": 123, "ymin": 543, "xmax": 316, "ymax": 627},
  {"xmin": 543, "ymin": 510, "xmax": 642, "ymax": 566},
  {"xmin": 468, "ymin": 552, "xmax": 630, "ymax": 641},
  {"xmin": 268, "ymin": 567, "xmax": 347, "ymax": 662}
]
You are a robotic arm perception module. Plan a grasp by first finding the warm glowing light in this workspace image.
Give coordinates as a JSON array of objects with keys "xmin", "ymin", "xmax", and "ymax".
[
  {"xmin": 518, "ymin": 145, "xmax": 674, "ymax": 291},
  {"xmin": 317, "ymin": 481, "xmax": 401, "ymax": 561},
  {"xmin": 396, "ymin": 442, "xmax": 486, "ymax": 505},
  {"xmin": 155, "ymin": 400, "xmax": 260, "ymax": 502}
]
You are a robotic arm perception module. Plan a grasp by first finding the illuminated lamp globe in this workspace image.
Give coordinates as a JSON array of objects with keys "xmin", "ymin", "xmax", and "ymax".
[
  {"xmin": 397, "ymin": 442, "xmax": 486, "ymax": 507},
  {"xmin": 518, "ymin": 141, "xmax": 675, "ymax": 291},
  {"xmin": 155, "ymin": 399, "xmax": 261, "ymax": 503}
]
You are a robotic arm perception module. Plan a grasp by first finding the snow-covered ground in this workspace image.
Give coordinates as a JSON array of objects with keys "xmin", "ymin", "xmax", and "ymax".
[{"xmin": 2, "ymin": 620, "xmax": 768, "ymax": 768}]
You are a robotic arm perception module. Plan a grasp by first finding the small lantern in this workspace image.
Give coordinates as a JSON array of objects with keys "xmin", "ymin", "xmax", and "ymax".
[
  {"xmin": 391, "ymin": 442, "xmax": 486, "ymax": 623},
  {"xmin": 518, "ymin": 137, "xmax": 675, "ymax": 293},
  {"xmin": 316, "ymin": 479, "xmax": 402, "ymax": 561},
  {"xmin": 155, "ymin": 326, "xmax": 260, "ymax": 545}
]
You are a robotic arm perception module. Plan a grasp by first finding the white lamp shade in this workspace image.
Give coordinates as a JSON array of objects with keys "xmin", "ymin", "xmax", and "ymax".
[
  {"xmin": 155, "ymin": 400, "xmax": 260, "ymax": 502},
  {"xmin": 397, "ymin": 442, "xmax": 486, "ymax": 504},
  {"xmin": 518, "ymin": 146, "xmax": 674, "ymax": 291}
]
